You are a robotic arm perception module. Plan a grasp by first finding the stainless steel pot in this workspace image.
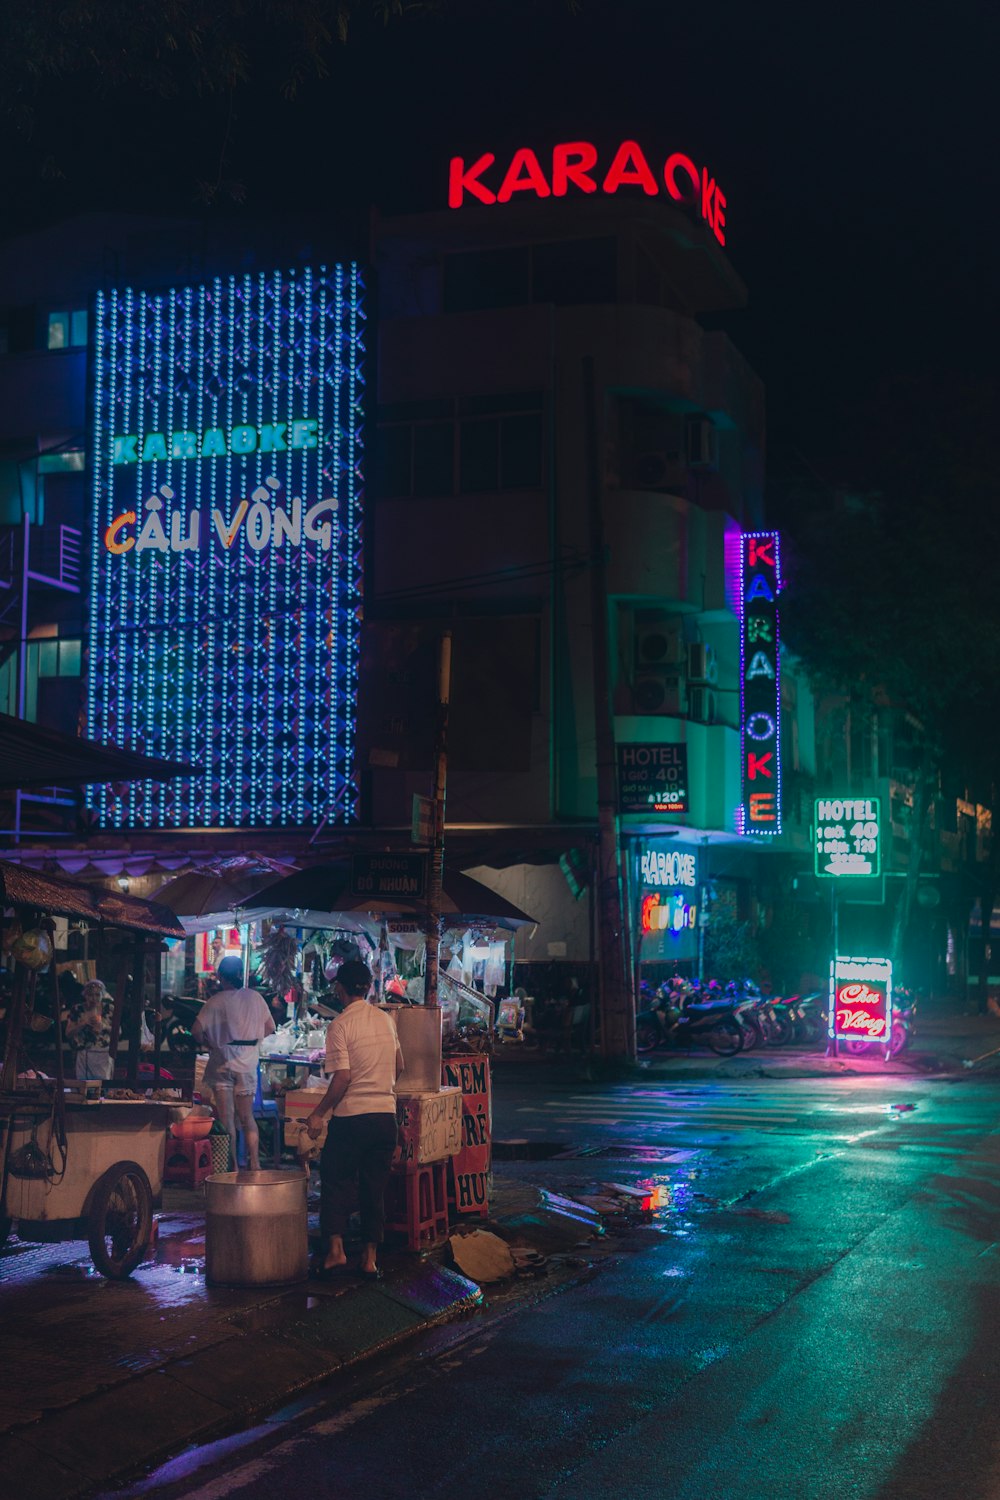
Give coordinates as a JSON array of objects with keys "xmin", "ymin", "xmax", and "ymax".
[{"xmin": 204, "ymin": 1168, "xmax": 308, "ymax": 1286}]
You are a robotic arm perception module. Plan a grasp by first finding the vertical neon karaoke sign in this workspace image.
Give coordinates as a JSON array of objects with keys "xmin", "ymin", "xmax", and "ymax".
[
  {"xmin": 739, "ymin": 531, "xmax": 781, "ymax": 834},
  {"xmin": 87, "ymin": 265, "xmax": 366, "ymax": 829}
]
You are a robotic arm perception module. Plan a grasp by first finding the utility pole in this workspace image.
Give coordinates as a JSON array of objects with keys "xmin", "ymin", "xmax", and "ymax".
[
  {"xmin": 423, "ymin": 627, "xmax": 452, "ymax": 1008},
  {"xmin": 583, "ymin": 356, "xmax": 633, "ymax": 1060}
]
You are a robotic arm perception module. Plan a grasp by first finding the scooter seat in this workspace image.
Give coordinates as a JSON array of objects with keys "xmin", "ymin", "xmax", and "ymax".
[{"xmin": 685, "ymin": 1000, "xmax": 733, "ymax": 1015}]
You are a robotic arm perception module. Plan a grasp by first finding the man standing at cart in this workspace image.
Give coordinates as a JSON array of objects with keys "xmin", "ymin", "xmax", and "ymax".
[
  {"xmin": 193, "ymin": 956, "xmax": 275, "ymax": 1173},
  {"xmin": 305, "ymin": 960, "xmax": 403, "ymax": 1281}
]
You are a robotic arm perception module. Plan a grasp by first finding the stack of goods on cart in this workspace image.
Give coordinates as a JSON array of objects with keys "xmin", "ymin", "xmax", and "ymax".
[{"xmin": 439, "ymin": 973, "xmax": 494, "ymax": 1056}]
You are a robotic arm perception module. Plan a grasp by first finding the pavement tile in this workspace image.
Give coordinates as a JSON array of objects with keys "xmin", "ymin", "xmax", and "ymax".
[
  {"xmin": 279, "ymin": 1285, "xmax": 424, "ymax": 1362},
  {"xmin": 0, "ymin": 1433, "xmax": 87, "ymax": 1500},
  {"xmin": 15, "ymin": 1370, "xmax": 231, "ymax": 1483},
  {"xmin": 164, "ymin": 1331, "xmax": 336, "ymax": 1413},
  {"xmin": 380, "ymin": 1262, "xmax": 482, "ymax": 1318}
]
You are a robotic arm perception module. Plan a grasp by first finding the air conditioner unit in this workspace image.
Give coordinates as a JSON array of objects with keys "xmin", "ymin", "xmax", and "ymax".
[
  {"xmin": 688, "ymin": 686, "xmax": 717, "ymax": 724},
  {"xmin": 633, "ymin": 676, "xmax": 682, "ymax": 715},
  {"xmin": 685, "ymin": 417, "xmax": 718, "ymax": 469},
  {"xmin": 687, "ymin": 642, "xmax": 719, "ymax": 684},
  {"xmin": 634, "ymin": 624, "xmax": 682, "ymax": 673},
  {"xmin": 633, "ymin": 451, "xmax": 679, "ymax": 490}
]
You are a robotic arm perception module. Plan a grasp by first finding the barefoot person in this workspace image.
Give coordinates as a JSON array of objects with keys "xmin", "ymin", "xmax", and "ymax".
[
  {"xmin": 305, "ymin": 960, "xmax": 403, "ymax": 1280},
  {"xmin": 193, "ymin": 956, "xmax": 275, "ymax": 1172}
]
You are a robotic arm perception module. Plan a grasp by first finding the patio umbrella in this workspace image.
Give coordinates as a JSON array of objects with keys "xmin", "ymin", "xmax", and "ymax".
[
  {"xmin": 241, "ymin": 859, "xmax": 535, "ymax": 929},
  {"xmin": 151, "ymin": 856, "xmax": 298, "ymax": 920}
]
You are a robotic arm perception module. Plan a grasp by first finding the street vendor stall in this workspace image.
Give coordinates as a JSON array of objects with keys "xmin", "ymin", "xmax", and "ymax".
[{"xmin": 0, "ymin": 861, "xmax": 186, "ymax": 1278}]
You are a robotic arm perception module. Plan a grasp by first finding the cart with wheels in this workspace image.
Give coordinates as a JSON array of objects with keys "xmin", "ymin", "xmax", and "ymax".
[{"xmin": 0, "ymin": 860, "xmax": 186, "ymax": 1278}]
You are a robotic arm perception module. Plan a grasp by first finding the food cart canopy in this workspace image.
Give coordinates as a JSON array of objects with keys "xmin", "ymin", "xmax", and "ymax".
[
  {"xmin": 241, "ymin": 860, "xmax": 536, "ymax": 929},
  {"xmin": 0, "ymin": 859, "xmax": 185, "ymax": 937},
  {"xmin": 151, "ymin": 856, "xmax": 298, "ymax": 918},
  {"xmin": 0, "ymin": 712, "xmax": 197, "ymax": 790}
]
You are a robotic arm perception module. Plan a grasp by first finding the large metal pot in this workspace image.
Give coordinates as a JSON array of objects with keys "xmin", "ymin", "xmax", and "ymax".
[{"xmin": 204, "ymin": 1169, "xmax": 308, "ymax": 1286}]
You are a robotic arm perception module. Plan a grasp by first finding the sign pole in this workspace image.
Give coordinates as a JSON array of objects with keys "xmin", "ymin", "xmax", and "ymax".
[
  {"xmin": 827, "ymin": 882, "xmax": 839, "ymax": 1059},
  {"xmin": 424, "ymin": 628, "xmax": 452, "ymax": 1010}
]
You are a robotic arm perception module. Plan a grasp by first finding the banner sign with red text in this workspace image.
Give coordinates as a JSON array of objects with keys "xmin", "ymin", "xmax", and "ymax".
[
  {"xmin": 739, "ymin": 531, "xmax": 781, "ymax": 835},
  {"xmin": 829, "ymin": 956, "xmax": 893, "ymax": 1044},
  {"xmin": 442, "ymin": 1055, "xmax": 492, "ymax": 1216}
]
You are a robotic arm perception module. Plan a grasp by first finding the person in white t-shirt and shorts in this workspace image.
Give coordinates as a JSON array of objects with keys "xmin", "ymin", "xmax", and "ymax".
[
  {"xmin": 193, "ymin": 956, "xmax": 276, "ymax": 1172},
  {"xmin": 306, "ymin": 960, "xmax": 404, "ymax": 1280}
]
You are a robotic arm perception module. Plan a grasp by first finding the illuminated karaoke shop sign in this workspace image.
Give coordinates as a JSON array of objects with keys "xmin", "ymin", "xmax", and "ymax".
[
  {"xmin": 829, "ymin": 956, "xmax": 893, "ymax": 1045},
  {"xmin": 87, "ymin": 264, "xmax": 366, "ymax": 831},
  {"xmin": 638, "ymin": 845, "xmax": 698, "ymax": 939},
  {"xmin": 448, "ymin": 140, "xmax": 728, "ymax": 245},
  {"xmin": 739, "ymin": 531, "xmax": 781, "ymax": 835}
]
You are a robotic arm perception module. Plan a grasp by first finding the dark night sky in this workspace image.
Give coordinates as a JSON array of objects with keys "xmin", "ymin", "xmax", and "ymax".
[{"xmin": 2, "ymin": 0, "xmax": 997, "ymax": 474}]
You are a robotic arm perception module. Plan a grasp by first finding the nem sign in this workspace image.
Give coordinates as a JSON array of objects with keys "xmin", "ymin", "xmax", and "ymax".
[
  {"xmin": 618, "ymin": 742, "xmax": 688, "ymax": 814},
  {"xmin": 739, "ymin": 532, "xmax": 781, "ymax": 835},
  {"xmin": 830, "ymin": 956, "xmax": 892, "ymax": 1044},
  {"xmin": 814, "ymin": 797, "xmax": 882, "ymax": 877},
  {"xmin": 87, "ymin": 265, "xmax": 366, "ymax": 830},
  {"xmin": 448, "ymin": 141, "xmax": 728, "ymax": 244}
]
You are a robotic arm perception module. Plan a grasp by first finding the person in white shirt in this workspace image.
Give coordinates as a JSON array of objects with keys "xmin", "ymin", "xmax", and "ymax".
[
  {"xmin": 193, "ymin": 956, "xmax": 275, "ymax": 1172},
  {"xmin": 306, "ymin": 960, "xmax": 404, "ymax": 1280}
]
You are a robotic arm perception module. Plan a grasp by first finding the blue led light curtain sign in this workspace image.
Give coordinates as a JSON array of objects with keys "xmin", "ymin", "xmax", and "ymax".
[
  {"xmin": 739, "ymin": 531, "xmax": 781, "ymax": 835},
  {"xmin": 87, "ymin": 265, "xmax": 365, "ymax": 829}
]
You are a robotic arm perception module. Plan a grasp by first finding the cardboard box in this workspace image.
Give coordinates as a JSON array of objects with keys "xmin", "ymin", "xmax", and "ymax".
[
  {"xmin": 395, "ymin": 1086, "xmax": 462, "ymax": 1168},
  {"xmin": 281, "ymin": 1088, "xmax": 328, "ymax": 1119}
]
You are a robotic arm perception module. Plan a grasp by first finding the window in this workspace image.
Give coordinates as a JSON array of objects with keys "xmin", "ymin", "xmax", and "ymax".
[
  {"xmin": 412, "ymin": 423, "xmax": 454, "ymax": 497},
  {"xmin": 377, "ymin": 394, "xmax": 543, "ymax": 499},
  {"xmin": 442, "ymin": 239, "xmax": 617, "ymax": 314},
  {"xmin": 37, "ymin": 638, "xmax": 82, "ymax": 677},
  {"xmin": 531, "ymin": 238, "xmax": 616, "ymax": 305},
  {"xmin": 38, "ymin": 450, "xmax": 85, "ymax": 474},
  {"xmin": 47, "ymin": 309, "xmax": 87, "ymax": 350},
  {"xmin": 444, "ymin": 247, "xmax": 531, "ymax": 314}
]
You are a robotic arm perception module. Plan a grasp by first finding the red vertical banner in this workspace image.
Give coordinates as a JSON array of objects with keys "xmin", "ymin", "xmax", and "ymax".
[
  {"xmin": 442, "ymin": 1056, "xmax": 492, "ymax": 1217},
  {"xmin": 740, "ymin": 531, "xmax": 781, "ymax": 835}
]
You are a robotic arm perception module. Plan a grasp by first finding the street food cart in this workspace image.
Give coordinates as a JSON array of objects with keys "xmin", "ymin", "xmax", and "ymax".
[{"xmin": 0, "ymin": 861, "xmax": 186, "ymax": 1278}]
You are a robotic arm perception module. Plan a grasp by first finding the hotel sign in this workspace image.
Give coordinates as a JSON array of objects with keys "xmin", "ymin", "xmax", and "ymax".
[
  {"xmin": 618, "ymin": 743, "xmax": 689, "ymax": 814},
  {"xmin": 814, "ymin": 797, "xmax": 882, "ymax": 877}
]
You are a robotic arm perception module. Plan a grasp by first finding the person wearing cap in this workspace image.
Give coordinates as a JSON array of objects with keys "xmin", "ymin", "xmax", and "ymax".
[
  {"xmin": 305, "ymin": 960, "xmax": 404, "ymax": 1281},
  {"xmin": 192, "ymin": 956, "xmax": 275, "ymax": 1172}
]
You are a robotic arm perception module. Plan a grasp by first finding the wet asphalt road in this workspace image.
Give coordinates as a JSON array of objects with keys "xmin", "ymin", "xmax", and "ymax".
[{"xmin": 108, "ymin": 1072, "xmax": 1000, "ymax": 1500}]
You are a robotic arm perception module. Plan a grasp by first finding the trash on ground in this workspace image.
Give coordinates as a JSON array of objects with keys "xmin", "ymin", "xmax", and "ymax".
[{"xmin": 449, "ymin": 1229, "xmax": 515, "ymax": 1283}]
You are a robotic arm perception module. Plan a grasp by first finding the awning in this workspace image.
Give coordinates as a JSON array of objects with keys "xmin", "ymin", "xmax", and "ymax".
[
  {"xmin": 0, "ymin": 712, "xmax": 197, "ymax": 790},
  {"xmin": 0, "ymin": 858, "xmax": 185, "ymax": 936}
]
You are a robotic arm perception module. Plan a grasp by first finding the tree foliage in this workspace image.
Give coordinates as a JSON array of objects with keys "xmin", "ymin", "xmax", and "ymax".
[{"xmin": 779, "ymin": 373, "xmax": 1000, "ymax": 783}]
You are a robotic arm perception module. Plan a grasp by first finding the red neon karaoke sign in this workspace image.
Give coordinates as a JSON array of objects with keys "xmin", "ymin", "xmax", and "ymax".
[{"xmin": 447, "ymin": 141, "xmax": 728, "ymax": 245}]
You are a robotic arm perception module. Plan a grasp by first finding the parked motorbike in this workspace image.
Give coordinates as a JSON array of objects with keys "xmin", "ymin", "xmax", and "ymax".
[
  {"xmin": 159, "ymin": 993, "xmax": 204, "ymax": 1056},
  {"xmin": 842, "ymin": 986, "xmax": 916, "ymax": 1058},
  {"xmin": 636, "ymin": 979, "xmax": 745, "ymax": 1057},
  {"xmin": 725, "ymin": 981, "xmax": 782, "ymax": 1050}
]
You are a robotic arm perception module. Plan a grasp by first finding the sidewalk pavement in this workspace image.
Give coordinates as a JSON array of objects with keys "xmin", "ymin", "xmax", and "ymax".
[
  {"xmin": 0, "ymin": 1172, "xmax": 610, "ymax": 1500},
  {"xmin": 491, "ymin": 997, "xmax": 1000, "ymax": 1083}
]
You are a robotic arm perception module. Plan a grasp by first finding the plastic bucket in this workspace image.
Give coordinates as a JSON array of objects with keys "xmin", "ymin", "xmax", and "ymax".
[{"xmin": 204, "ymin": 1168, "xmax": 308, "ymax": 1286}]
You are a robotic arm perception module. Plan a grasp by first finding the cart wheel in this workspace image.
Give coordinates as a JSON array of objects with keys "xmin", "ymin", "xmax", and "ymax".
[{"xmin": 87, "ymin": 1162, "xmax": 153, "ymax": 1279}]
